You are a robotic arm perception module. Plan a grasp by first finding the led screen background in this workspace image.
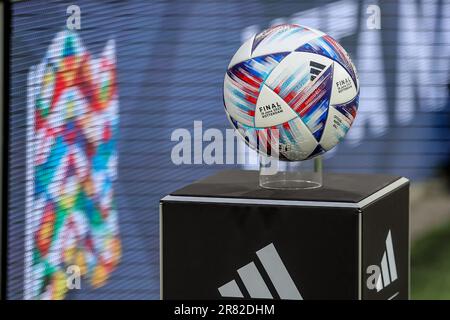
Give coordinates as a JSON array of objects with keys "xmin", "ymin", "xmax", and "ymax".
[{"xmin": 7, "ymin": 0, "xmax": 450, "ymax": 299}]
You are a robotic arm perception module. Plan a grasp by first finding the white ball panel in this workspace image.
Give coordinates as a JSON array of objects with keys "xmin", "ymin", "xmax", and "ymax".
[
  {"xmin": 330, "ymin": 62, "xmax": 358, "ymax": 105},
  {"xmin": 264, "ymin": 51, "xmax": 334, "ymax": 92},
  {"xmin": 278, "ymin": 117, "xmax": 319, "ymax": 161},
  {"xmin": 255, "ymin": 84, "xmax": 298, "ymax": 128},
  {"xmin": 228, "ymin": 35, "xmax": 255, "ymax": 69},
  {"xmin": 318, "ymin": 105, "xmax": 352, "ymax": 151}
]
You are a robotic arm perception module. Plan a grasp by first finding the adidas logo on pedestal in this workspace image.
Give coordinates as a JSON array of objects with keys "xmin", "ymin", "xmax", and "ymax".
[
  {"xmin": 366, "ymin": 230, "xmax": 398, "ymax": 296},
  {"xmin": 218, "ymin": 243, "xmax": 303, "ymax": 300}
]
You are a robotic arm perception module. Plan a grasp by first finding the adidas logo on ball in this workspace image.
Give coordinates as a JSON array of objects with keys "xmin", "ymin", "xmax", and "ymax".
[{"xmin": 309, "ymin": 61, "xmax": 326, "ymax": 81}]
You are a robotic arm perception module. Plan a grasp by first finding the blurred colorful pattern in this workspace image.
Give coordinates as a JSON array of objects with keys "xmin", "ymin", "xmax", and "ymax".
[{"xmin": 25, "ymin": 30, "xmax": 121, "ymax": 300}]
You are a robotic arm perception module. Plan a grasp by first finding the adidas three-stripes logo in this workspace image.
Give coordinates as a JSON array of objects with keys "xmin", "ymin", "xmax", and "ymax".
[
  {"xmin": 366, "ymin": 229, "xmax": 398, "ymax": 294},
  {"xmin": 375, "ymin": 230, "xmax": 398, "ymax": 291},
  {"xmin": 309, "ymin": 61, "xmax": 326, "ymax": 81},
  {"xmin": 218, "ymin": 243, "xmax": 302, "ymax": 300}
]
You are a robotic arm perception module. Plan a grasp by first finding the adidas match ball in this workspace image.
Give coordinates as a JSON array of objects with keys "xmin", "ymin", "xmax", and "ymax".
[{"xmin": 223, "ymin": 24, "xmax": 359, "ymax": 161}]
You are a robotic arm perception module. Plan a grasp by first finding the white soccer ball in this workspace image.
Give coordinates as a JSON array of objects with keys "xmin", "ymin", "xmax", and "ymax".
[{"xmin": 223, "ymin": 24, "xmax": 359, "ymax": 161}]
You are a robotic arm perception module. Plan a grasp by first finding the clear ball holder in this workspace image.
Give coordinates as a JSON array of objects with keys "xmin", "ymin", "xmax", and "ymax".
[{"xmin": 259, "ymin": 154, "xmax": 323, "ymax": 190}]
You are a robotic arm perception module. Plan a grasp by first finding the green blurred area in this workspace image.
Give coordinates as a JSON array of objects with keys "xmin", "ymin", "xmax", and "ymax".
[{"xmin": 411, "ymin": 220, "xmax": 450, "ymax": 300}]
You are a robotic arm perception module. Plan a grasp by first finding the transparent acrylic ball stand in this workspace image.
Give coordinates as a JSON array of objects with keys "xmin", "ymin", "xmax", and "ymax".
[{"xmin": 259, "ymin": 154, "xmax": 323, "ymax": 190}]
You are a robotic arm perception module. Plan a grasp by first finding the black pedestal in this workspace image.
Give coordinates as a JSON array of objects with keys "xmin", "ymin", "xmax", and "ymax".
[{"xmin": 160, "ymin": 170, "xmax": 409, "ymax": 300}]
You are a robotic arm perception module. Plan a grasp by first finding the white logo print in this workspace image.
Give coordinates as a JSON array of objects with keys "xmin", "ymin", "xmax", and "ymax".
[
  {"xmin": 218, "ymin": 243, "xmax": 303, "ymax": 300},
  {"xmin": 366, "ymin": 230, "xmax": 398, "ymax": 294}
]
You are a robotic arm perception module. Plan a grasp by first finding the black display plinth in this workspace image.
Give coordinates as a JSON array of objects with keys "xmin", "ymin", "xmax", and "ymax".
[{"xmin": 160, "ymin": 170, "xmax": 409, "ymax": 300}]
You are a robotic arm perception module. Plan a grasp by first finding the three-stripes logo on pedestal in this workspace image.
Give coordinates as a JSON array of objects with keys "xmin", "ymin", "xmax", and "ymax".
[
  {"xmin": 366, "ymin": 230, "xmax": 398, "ymax": 292},
  {"xmin": 218, "ymin": 243, "xmax": 302, "ymax": 300}
]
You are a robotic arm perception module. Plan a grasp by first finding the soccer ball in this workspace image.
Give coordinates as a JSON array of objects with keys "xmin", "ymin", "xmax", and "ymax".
[{"xmin": 223, "ymin": 24, "xmax": 359, "ymax": 161}]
